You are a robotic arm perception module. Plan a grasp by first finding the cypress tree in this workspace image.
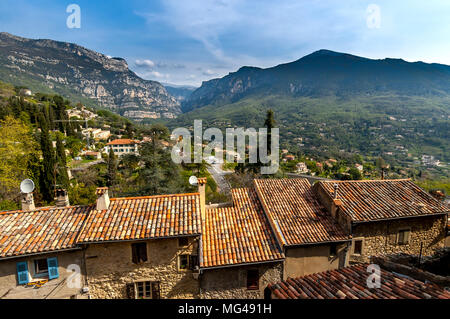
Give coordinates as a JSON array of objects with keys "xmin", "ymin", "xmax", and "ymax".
[
  {"xmin": 264, "ymin": 109, "xmax": 275, "ymax": 153},
  {"xmin": 107, "ymin": 148, "xmax": 117, "ymax": 187},
  {"xmin": 55, "ymin": 134, "xmax": 69, "ymax": 188},
  {"xmin": 38, "ymin": 114, "xmax": 56, "ymax": 203}
]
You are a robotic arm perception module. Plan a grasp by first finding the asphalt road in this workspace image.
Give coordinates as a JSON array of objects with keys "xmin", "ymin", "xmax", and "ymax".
[{"xmin": 207, "ymin": 160, "xmax": 232, "ymax": 195}]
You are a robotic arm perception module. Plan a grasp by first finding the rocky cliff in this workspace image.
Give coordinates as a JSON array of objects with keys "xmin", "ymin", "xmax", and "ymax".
[{"xmin": 0, "ymin": 32, "xmax": 180, "ymax": 120}]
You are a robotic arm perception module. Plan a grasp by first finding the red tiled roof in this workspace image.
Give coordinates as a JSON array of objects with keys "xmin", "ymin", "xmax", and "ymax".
[
  {"xmin": 0, "ymin": 206, "xmax": 90, "ymax": 258},
  {"xmin": 268, "ymin": 264, "xmax": 450, "ymax": 299},
  {"xmin": 77, "ymin": 193, "xmax": 201, "ymax": 243},
  {"xmin": 201, "ymin": 188, "xmax": 284, "ymax": 268},
  {"xmin": 254, "ymin": 179, "xmax": 349, "ymax": 246},
  {"xmin": 318, "ymin": 179, "xmax": 448, "ymax": 222},
  {"xmin": 106, "ymin": 139, "xmax": 138, "ymax": 145}
]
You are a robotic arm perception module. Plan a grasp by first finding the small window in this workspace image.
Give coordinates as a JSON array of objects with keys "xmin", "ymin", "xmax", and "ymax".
[
  {"xmin": 131, "ymin": 242, "xmax": 148, "ymax": 264},
  {"xmin": 179, "ymin": 255, "xmax": 189, "ymax": 270},
  {"xmin": 397, "ymin": 229, "xmax": 410, "ymax": 245},
  {"xmin": 135, "ymin": 281, "xmax": 160, "ymax": 299},
  {"xmin": 34, "ymin": 258, "xmax": 48, "ymax": 275},
  {"xmin": 178, "ymin": 254, "xmax": 198, "ymax": 271},
  {"xmin": 189, "ymin": 255, "xmax": 198, "ymax": 270},
  {"xmin": 178, "ymin": 237, "xmax": 189, "ymax": 247},
  {"xmin": 247, "ymin": 269, "xmax": 259, "ymax": 290},
  {"xmin": 353, "ymin": 240, "xmax": 363, "ymax": 255},
  {"xmin": 330, "ymin": 244, "xmax": 337, "ymax": 257}
]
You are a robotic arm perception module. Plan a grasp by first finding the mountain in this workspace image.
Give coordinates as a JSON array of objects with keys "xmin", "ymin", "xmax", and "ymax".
[
  {"xmin": 183, "ymin": 49, "xmax": 450, "ymax": 112},
  {"xmin": 172, "ymin": 50, "xmax": 450, "ymax": 174},
  {"xmin": 162, "ymin": 83, "xmax": 196, "ymax": 103},
  {"xmin": 0, "ymin": 32, "xmax": 180, "ymax": 120}
]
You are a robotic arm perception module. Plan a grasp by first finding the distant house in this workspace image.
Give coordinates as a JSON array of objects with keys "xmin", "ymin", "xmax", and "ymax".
[
  {"xmin": 19, "ymin": 89, "xmax": 32, "ymax": 96},
  {"xmin": 106, "ymin": 139, "xmax": 139, "ymax": 157},
  {"xmin": 82, "ymin": 151, "xmax": 101, "ymax": 160},
  {"xmin": 355, "ymin": 164, "xmax": 364, "ymax": 172},
  {"xmin": 284, "ymin": 155, "xmax": 295, "ymax": 162},
  {"xmin": 295, "ymin": 162, "xmax": 309, "ymax": 174}
]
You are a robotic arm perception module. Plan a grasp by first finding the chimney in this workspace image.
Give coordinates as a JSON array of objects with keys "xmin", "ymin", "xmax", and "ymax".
[
  {"xmin": 55, "ymin": 189, "xmax": 70, "ymax": 207},
  {"xmin": 21, "ymin": 193, "xmax": 35, "ymax": 211},
  {"xmin": 333, "ymin": 184, "xmax": 339, "ymax": 199},
  {"xmin": 96, "ymin": 187, "xmax": 110, "ymax": 211},
  {"xmin": 197, "ymin": 178, "xmax": 207, "ymax": 220}
]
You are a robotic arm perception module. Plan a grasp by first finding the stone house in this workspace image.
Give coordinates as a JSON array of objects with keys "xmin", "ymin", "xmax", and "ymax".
[
  {"xmin": 314, "ymin": 179, "xmax": 448, "ymax": 263},
  {"xmin": 76, "ymin": 188, "xmax": 202, "ymax": 299},
  {"xmin": 199, "ymin": 188, "xmax": 284, "ymax": 299},
  {"xmin": 253, "ymin": 179, "xmax": 351, "ymax": 279},
  {"xmin": 0, "ymin": 204, "xmax": 91, "ymax": 299}
]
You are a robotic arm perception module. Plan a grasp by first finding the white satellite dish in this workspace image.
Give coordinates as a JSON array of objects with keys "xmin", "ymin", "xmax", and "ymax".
[
  {"xmin": 20, "ymin": 179, "xmax": 35, "ymax": 194},
  {"xmin": 189, "ymin": 176, "xmax": 198, "ymax": 186}
]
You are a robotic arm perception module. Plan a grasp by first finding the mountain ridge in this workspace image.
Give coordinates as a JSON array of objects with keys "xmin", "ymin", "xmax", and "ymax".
[
  {"xmin": 0, "ymin": 32, "xmax": 180, "ymax": 120},
  {"xmin": 182, "ymin": 49, "xmax": 450, "ymax": 112}
]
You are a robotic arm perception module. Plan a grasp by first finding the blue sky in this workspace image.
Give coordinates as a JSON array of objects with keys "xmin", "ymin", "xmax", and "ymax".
[{"xmin": 1, "ymin": 0, "xmax": 450, "ymax": 86}]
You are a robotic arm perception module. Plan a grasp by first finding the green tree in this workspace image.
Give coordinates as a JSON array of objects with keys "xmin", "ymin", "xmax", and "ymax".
[
  {"xmin": 55, "ymin": 133, "xmax": 69, "ymax": 188},
  {"xmin": 0, "ymin": 116, "xmax": 39, "ymax": 203},
  {"xmin": 348, "ymin": 167, "xmax": 363, "ymax": 180},
  {"xmin": 264, "ymin": 109, "xmax": 276, "ymax": 153},
  {"xmin": 106, "ymin": 148, "xmax": 117, "ymax": 187},
  {"xmin": 38, "ymin": 114, "xmax": 56, "ymax": 203}
]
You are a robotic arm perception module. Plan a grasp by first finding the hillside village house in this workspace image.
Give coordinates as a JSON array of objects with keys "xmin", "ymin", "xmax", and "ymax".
[
  {"xmin": 199, "ymin": 188, "xmax": 284, "ymax": 298},
  {"xmin": 314, "ymin": 180, "xmax": 448, "ymax": 263},
  {"xmin": 106, "ymin": 139, "xmax": 139, "ymax": 157},
  {"xmin": 76, "ymin": 187, "xmax": 202, "ymax": 299},
  {"xmin": 0, "ymin": 191, "xmax": 90, "ymax": 299},
  {"xmin": 253, "ymin": 179, "xmax": 351, "ymax": 279},
  {"xmin": 0, "ymin": 177, "xmax": 447, "ymax": 299}
]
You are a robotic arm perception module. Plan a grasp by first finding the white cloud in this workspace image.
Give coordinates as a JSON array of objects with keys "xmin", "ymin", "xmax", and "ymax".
[
  {"xmin": 135, "ymin": 59, "xmax": 155, "ymax": 68},
  {"xmin": 202, "ymin": 69, "xmax": 215, "ymax": 75}
]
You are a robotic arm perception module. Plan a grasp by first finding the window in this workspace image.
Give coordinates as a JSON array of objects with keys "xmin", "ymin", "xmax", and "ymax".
[
  {"xmin": 247, "ymin": 270, "xmax": 259, "ymax": 290},
  {"xmin": 178, "ymin": 237, "xmax": 189, "ymax": 247},
  {"xmin": 189, "ymin": 255, "xmax": 198, "ymax": 270},
  {"xmin": 330, "ymin": 244, "xmax": 337, "ymax": 257},
  {"xmin": 178, "ymin": 254, "xmax": 198, "ymax": 271},
  {"xmin": 353, "ymin": 240, "xmax": 363, "ymax": 255},
  {"xmin": 131, "ymin": 242, "xmax": 148, "ymax": 264},
  {"xmin": 134, "ymin": 281, "xmax": 160, "ymax": 299},
  {"xmin": 397, "ymin": 229, "xmax": 411, "ymax": 245},
  {"xmin": 34, "ymin": 258, "xmax": 48, "ymax": 275}
]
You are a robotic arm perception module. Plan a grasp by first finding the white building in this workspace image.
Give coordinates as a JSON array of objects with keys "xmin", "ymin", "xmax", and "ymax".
[{"xmin": 106, "ymin": 139, "xmax": 139, "ymax": 157}]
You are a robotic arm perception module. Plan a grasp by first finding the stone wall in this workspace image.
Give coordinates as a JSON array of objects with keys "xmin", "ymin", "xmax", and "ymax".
[
  {"xmin": 199, "ymin": 262, "xmax": 282, "ymax": 299},
  {"xmin": 350, "ymin": 215, "xmax": 446, "ymax": 263},
  {"xmin": 0, "ymin": 250, "xmax": 87, "ymax": 299},
  {"xmin": 85, "ymin": 236, "xmax": 199, "ymax": 299}
]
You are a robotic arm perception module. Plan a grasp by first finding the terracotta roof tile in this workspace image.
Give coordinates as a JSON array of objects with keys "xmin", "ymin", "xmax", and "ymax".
[
  {"xmin": 268, "ymin": 264, "xmax": 450, "ymax": 299},
  {"xmin": 254, "ymin": 179, "xmax": 349, "ymax": 246},
  {"xmin": 318, "ymin": 180, "xmax": 448, "ymax": 222},
  {"xmin": 106, "ymin": 139, "xmax": 138, "ymax": 145},
  {"xmin": 201, "ymin": 188, "xmax": 284, "ymax": 268},
  {"xmin": 0, "ymin": 206, "xmax": 90, "ymax": 258},
  {"xmin": 77, "ymin": 193, "xmax": 201, "ymax": 243}
]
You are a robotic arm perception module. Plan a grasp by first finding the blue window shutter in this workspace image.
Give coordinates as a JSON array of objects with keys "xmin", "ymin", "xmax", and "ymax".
[
  {"xmin": 16, "ymin": 261, "xmax": 29, "ymax": 285},
  {"xmin": 47, "ymin": 257, "xmax": 59, "ymax": 280}
]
